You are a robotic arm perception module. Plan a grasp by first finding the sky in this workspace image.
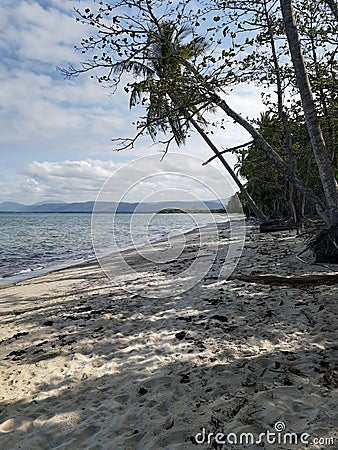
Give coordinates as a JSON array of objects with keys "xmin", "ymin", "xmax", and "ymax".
[{"xmin": 0, "ymin": 0, "xmax": 267, "ymax": 205}]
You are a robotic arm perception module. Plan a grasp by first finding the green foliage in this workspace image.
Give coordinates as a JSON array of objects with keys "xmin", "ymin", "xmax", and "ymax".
[
  {"xmin": 225, "ymin": 194, "xmax": 242, "ymax": 214},
  {"xmin": 125, "ymin": 21, "xmax": 208, "ymax": 147},
  {"xmin": 63, "ymin": 0, "xmax": 338, "ymax": 223},
  {"xmin": 237, "ymin": 109, "xmax": 338, "ymax": 220}
]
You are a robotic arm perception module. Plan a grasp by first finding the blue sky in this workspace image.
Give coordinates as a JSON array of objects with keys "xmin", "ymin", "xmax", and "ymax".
[{"xmin": 0, "ymin": 0, "xmax": 266, "ymax": 204}]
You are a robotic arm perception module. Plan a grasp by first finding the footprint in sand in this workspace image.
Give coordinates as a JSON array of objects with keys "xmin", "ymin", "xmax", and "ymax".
[
  {"xmin": 114, "ymin": 394, "xmax": 130, "ymax": 405},
  {"xmin": 142, "ymin": 376, "xmax": 175, "ymax": 390},
  {"xmin": 147, "ymin": 430, "xmax": 189, "ymax": 449},
  {"xmin": 68, "ymin": 425, "xmax": 101, "ymax": 448}
]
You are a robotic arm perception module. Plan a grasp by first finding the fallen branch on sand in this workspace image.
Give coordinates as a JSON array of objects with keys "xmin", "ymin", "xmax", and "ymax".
[
  {"xmin": 259, "ymin": 220, "xmax": 300, "ymax": 233},
  {"xmin": 229, "ymin": 273, "xmax": 338, "ymax": 285}
]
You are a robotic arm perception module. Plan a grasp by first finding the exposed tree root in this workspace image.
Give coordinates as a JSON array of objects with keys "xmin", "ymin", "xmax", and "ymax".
[{"xmin": 308, "ymin": 227, "xmax": 338, "ymax": 263}]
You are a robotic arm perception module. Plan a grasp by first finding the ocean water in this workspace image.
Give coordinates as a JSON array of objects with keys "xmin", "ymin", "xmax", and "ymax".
[{"xmin": 0, "ymin": 212, "xmax": 227, "ymax": 284}]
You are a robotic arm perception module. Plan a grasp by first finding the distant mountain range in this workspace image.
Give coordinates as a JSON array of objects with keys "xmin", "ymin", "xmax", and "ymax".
[{"xmin": 0, "ymin": 199, "xmax": 227, "ymax": 214}]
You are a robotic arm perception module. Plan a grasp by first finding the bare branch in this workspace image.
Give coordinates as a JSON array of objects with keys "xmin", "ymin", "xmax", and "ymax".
[{"xmin": 202, "ymin": 141, "xmax": 253, "ymax": 165}]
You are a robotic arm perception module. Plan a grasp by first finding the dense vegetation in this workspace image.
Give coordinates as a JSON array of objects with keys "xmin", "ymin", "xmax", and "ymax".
[{"xmin": 61, "ymin": 0, "xmax": 338, "ymax": 261}]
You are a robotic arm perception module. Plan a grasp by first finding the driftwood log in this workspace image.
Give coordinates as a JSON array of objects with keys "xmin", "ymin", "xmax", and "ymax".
[
  {"xmin": 259, "ymin": 220, "xmax": 300, "ymax": 233},
  {"xmin": 229, "ymin": 273, "xmax": 338, "ymax": 286}
]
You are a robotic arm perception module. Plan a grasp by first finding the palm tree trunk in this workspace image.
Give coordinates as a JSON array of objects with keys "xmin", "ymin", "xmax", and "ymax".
[
  {"xmin": 190, "ymin": 117, "xmax": 268, "ymax": 223},
  {"xmin": 207, "ymin": 93, "xmax": 330, "ymax": 224},
  {"xmin": 280, "ymin": 0, "xmax": 338, "ymax": 227}
]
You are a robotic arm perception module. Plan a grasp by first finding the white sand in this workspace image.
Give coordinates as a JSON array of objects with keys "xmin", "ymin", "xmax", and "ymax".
[{"xmin": 0, "ymin": 224, "xmax": 337, "ymax": 449}]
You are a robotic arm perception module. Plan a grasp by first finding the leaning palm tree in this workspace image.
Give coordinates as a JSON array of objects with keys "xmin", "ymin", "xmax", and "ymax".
[{"xmin": 115, "ymin": 21, "xmax": 268, "ymax": 221}]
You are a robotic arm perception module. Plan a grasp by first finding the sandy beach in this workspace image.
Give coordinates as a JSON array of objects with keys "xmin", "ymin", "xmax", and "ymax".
[{"xmin": 0, "ymin": 223, "xmax": 337, "ymax": 449}]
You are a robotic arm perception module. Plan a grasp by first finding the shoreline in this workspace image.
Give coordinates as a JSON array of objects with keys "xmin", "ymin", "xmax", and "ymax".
[
  {"xmin": 0, "ymin": 213, "xmax": 234, "ymax": 289},
  {"xmin": 0, "ymin": 225, "xmax": 337, "ymax": 449}
]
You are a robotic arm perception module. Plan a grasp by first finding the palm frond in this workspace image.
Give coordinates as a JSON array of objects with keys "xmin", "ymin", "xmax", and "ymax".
[{"xmin": 127, "ymin": 19, "xmax": 209, "ymax": 146}]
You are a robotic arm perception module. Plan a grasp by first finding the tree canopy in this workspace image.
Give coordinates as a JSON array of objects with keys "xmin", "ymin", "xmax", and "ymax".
[{"xmin": 60, "ymin": 0, "xmax": 338, "ymax": 236}]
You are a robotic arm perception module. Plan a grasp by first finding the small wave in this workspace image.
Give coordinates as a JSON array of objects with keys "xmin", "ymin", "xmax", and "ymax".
[
  {"xmin": 0, "ymin": 212, "xmax": 231, "ymax": 286},
  {"xmin": 18, "ymin": 268, "xmax": 34, "ymax": 274}
]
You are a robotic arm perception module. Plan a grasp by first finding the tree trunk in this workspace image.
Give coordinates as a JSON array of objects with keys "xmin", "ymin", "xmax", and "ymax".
[
  {"xmin": 280, "ymin": 0, "xmax": 338, "ymax": 227},
  {"xmin": 189, "ymin": 117, "xmax": 268, "ymax": 223},
  {"xmin": 169, "ymin": 85, "xmax": 268, "ymax": 223},
  {"xmin": 207, "ymin": 92, "xmax": 330, "ymax": 224},
  {"xmin": 263, "ymin": 0, "xmax": 298, "ymax": 222}
]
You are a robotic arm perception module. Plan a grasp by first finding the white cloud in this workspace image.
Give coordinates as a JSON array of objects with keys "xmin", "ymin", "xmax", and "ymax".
[
  {"xmin": 0, "ymin": 1, "xmax": 267, "ymax": 204},
  {"xmin": 0, "ymin": 1, "xmax": 90, "ymax": 64},
  {"xmin": 23, "ymin": 159, "xmax": 118, "ymax": 199},
  {"xmin": 0, "ymin": 154, "xmax": 239, "ymax": 204},
  {"xmin": 0, "ymin": 65, "xmax": 134, "ymax": 153},
  {"xmin": 26, "ymin": 159, "xmax": 117, "ymax": 180}
]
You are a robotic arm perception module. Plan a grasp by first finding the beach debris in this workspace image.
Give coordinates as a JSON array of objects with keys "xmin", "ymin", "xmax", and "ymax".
[
  {"xmin": 138, "ymin": 387, "xmax": 148, "ymax": 395},
  {"xmin": 177, "ymin": 315, "xmax": 193, "ymax": 322},
  {"xmin": 175, "ymin": 331, "xmax": 186, "ymax": 341},
  {"xmin": 210, "ymin": 314, "xmax": 228, "ymax": 323},
  {"xmin": 322, "ymin": 368, "xmax": 337, "ymax": 388},
  {"xmin": 264, "ymin": 309, "xmax": 273, "ymax": 318},
  {"xmin": 288, "ymin": 366, "xmax": 304, "ymax": 376},
  {"xmin": 180, "ymin": 373, "xmax": 190, "ymax": 384},
  {"xmin": 6, "ymin": 349, "xmax": 27, "ymax": 360},
  {"xmin": 241, "ymin": 377, "xmax": 256, "ymax": 387},
  {"xmin": 315, "ymin": 361, "xmax": 338, "ymax": 388},
  {"xmin": 12, "ymin": 331, "xmax": 29, "ymax": 340},
  {"xmin": 283, "ymin": 376, "xmax": 293, "ymax": 386},
  {"xmin": 231, "ymin": 398, "xmax": 248, "ymax": 418},
  {"xmin": 194, "ymin": 340, "xmax": 206, "ymax": 350}
]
